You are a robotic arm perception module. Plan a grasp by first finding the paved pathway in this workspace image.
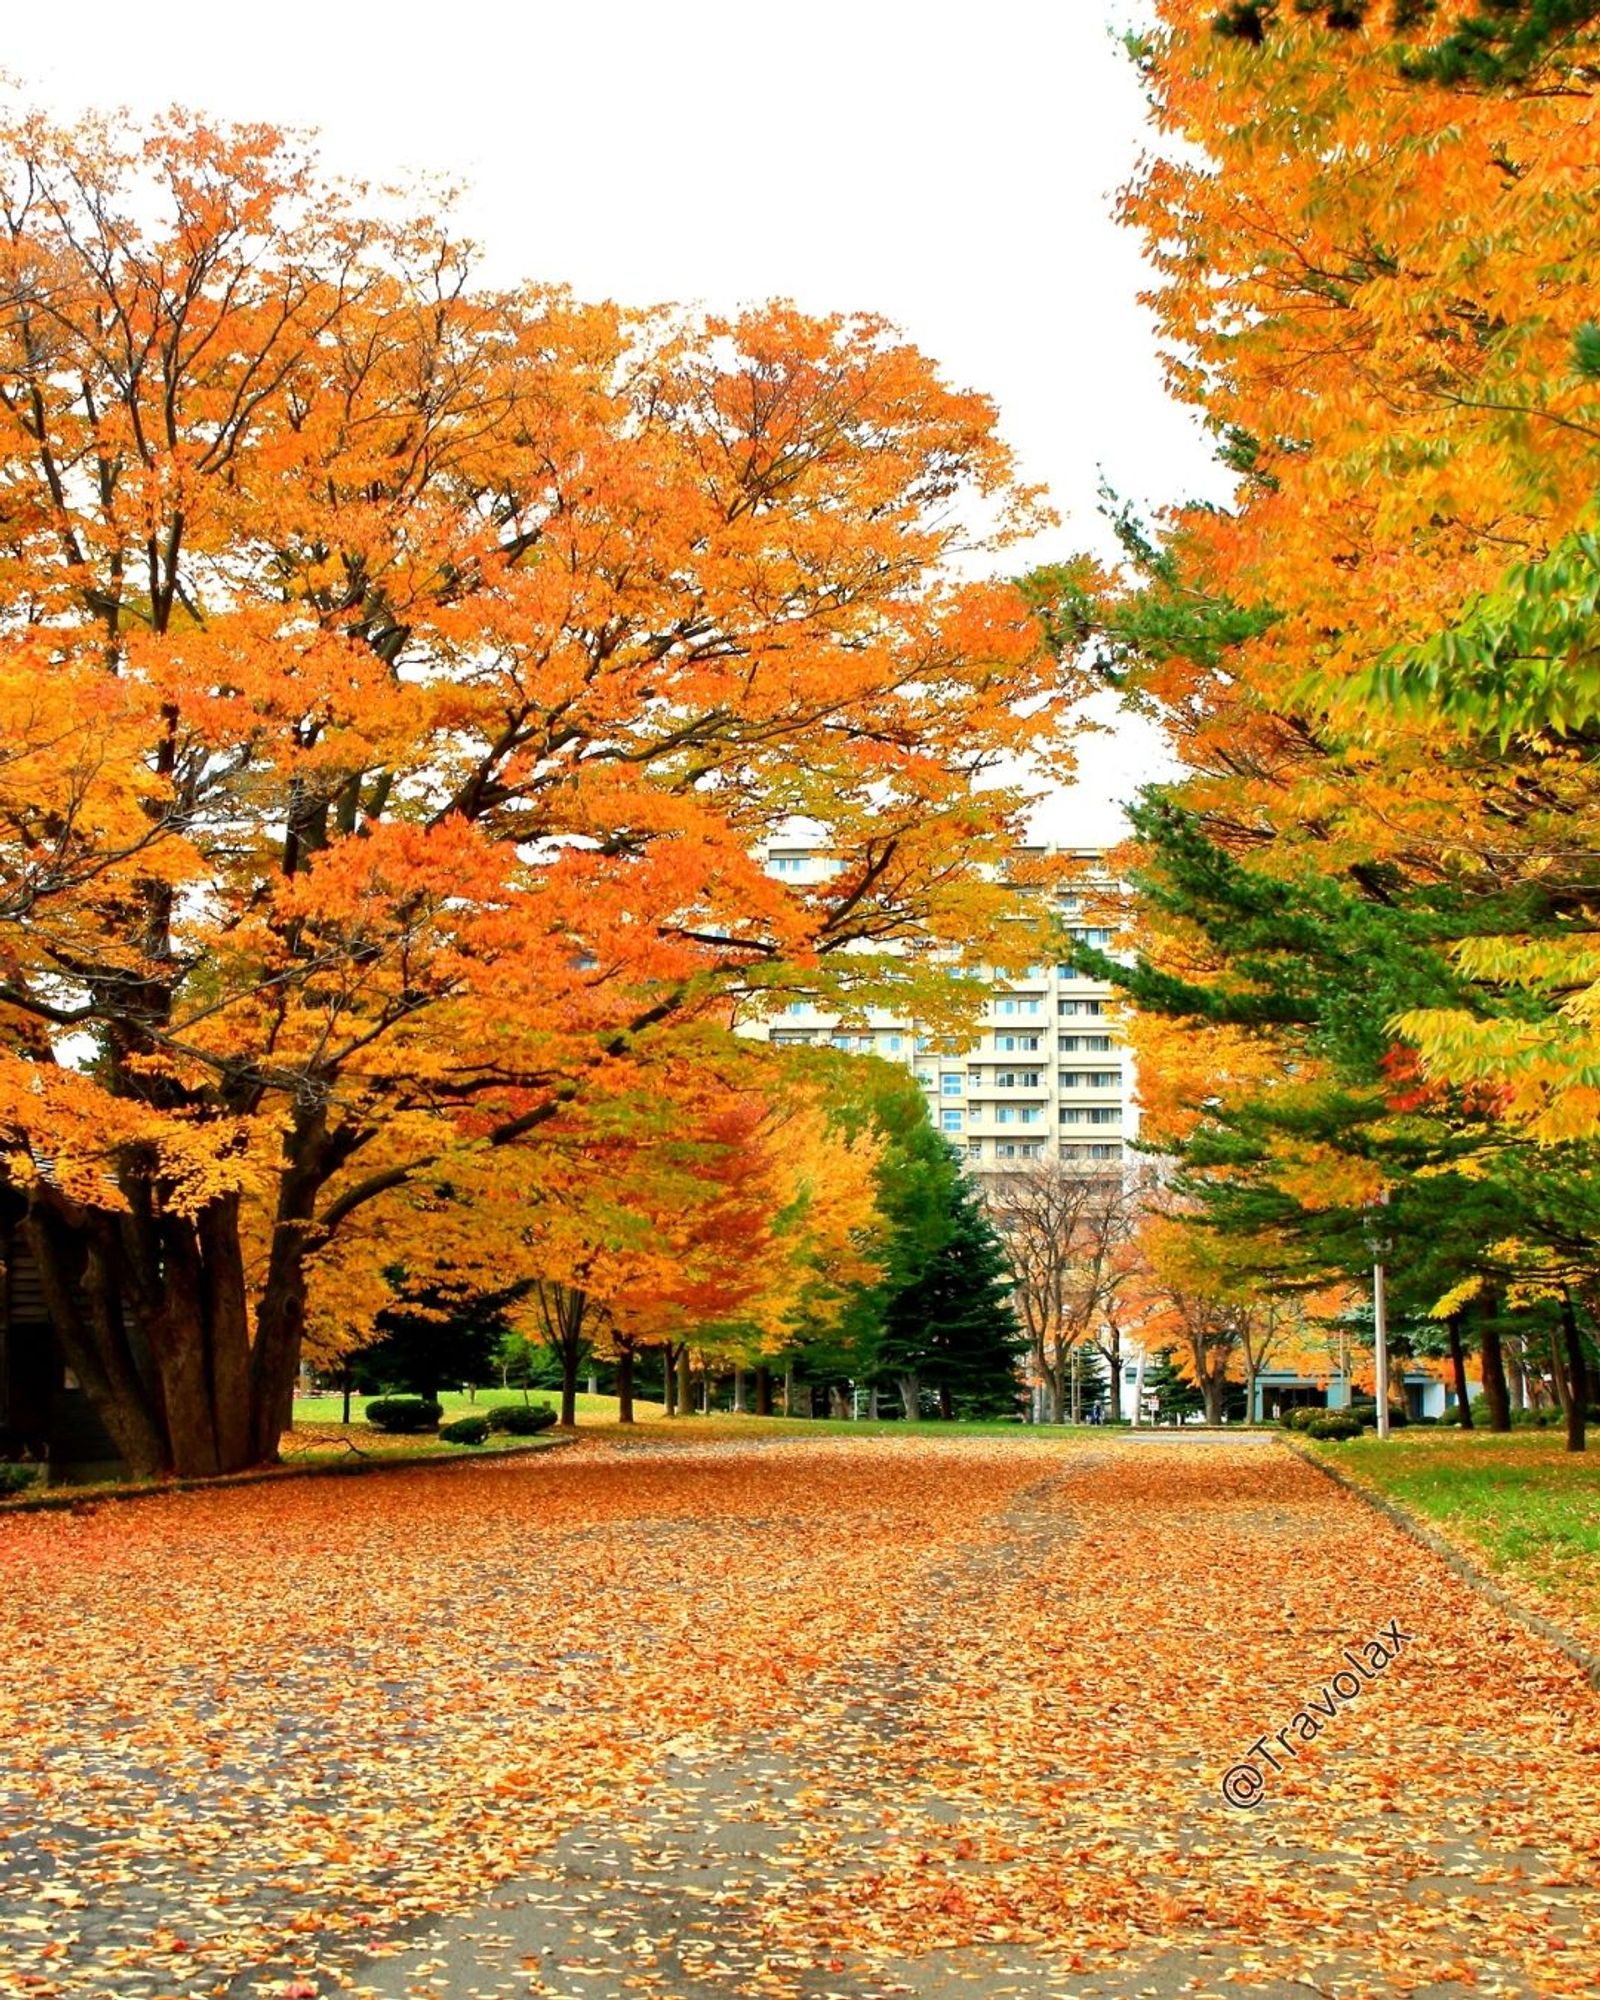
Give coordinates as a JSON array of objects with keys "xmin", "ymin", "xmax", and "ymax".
[{"xmin": 1, "ymin": 1436, "xmax": 1595, "ymax": 2000}]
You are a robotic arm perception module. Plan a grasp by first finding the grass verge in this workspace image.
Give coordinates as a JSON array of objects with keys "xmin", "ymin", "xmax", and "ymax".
[{"xmin": 1305, "ymin": 1427, "xmax": 1600, "ymax": 1652}]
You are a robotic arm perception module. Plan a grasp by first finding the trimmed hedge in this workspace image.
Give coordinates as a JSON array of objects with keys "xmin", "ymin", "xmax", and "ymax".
[
  {"xmin": 1306, "ymin": 1414, "xmax": 1363, "ymax": 1442},
  {"xmin": 364, "ymin": 1395, "xmax": 444, "ymax": 1434},
  {"xmin": 439, "ymin": 1414, "xmax": 490, "ymax": 1446},
  {"xmin": 486, "ymin": 1402, "xmax": 558, "ymax": 1435},
  {"xmin": 1350, "ymin": 1399, "xmax": 1409, "ymax": 1429}
]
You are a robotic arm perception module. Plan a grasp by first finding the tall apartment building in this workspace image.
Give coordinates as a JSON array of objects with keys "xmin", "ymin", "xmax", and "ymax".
[{"xmin": 746, "ymin": 843, "xmax": 1135, "ymax": 1170}]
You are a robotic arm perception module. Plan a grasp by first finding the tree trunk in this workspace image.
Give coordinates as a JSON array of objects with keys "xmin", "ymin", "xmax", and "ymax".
[
  {"xmin": 560, "ymin": 1342, "xmax": 579, "ymax": 1428},
  {"xmin": 938, "ymin": 1383, "xmax": 954, "ymax": 1420},
  {"xmin": 783, "ymin": 1357, "xmax": 795, "ymax": 1417},
  {"xmin": 677, "ymin": 1346, "xmax": 693, "ymax": 1415},
  {"xmin": 1559, "ymin": 1291, "xmax": 1589, "ymax": 1455},
  {"xmin": 1201, "ymin": 1371, "xmax": 1227, "ymax": 1426},
  {"xmin": 1048, "ymin": 1363, "xmax": 1066, "ymax": 1427},
  {"xmin": 732, "ymin": 1364, "xmax": 747, "ymax": 1413},
  {"xmin": 662, "ymin": 1344, "xmax": 677, "ymax": 1417},
  {"xmin": 616, "ymin": 1344, "xmax": 636, "ymax": 1426},
  {"xmin": 897, "ymin": 1372, "xmax": 919, "ymax": 1421},
  {"xmin": 1446, "ymin": 1313, "xmax": 1473, "ymax": 1429},
  {"xmin": 755, "ymin": 1365, "xmax": 772, "ymax": 1417},
  {"xmin": 26, "ymin": 1185, "xmax": 297, "ymax": 1481},
  {"xmin": 342, "ymin": 1368, "xmax": 353, "ymax": 1426},
  {"xmin": 1243, "ymin": 1365, "xmax": 1258, "ymax": 1426},
  {"xmin": 1478, "ymin": 1305, "xmax": 1512, "ymax": 1432}
]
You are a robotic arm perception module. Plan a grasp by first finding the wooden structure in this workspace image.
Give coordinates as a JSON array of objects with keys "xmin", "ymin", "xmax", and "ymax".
[{"xmin": 0, "ymin": 1189, "xmax": 127, "ymax": 1485}]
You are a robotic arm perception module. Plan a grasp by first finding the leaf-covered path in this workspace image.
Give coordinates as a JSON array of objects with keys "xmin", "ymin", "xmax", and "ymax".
[{"xmin": 2, "ymin": 1436, "xmax": 1596, "ymax": 2000}]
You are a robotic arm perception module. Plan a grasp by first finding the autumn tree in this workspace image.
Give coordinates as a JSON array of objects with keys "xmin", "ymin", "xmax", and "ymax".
[
  {"xmin": 1052, "ymin": 3, "xmax": 1600, "ymax": 1446},
  {"xmin": 0, "ymin": 108, "xmax": 1078, "ymax": 1479},
  {"xmin": 986, "ymin": 1158, "xmax": 1144, "ymax": 1423}
]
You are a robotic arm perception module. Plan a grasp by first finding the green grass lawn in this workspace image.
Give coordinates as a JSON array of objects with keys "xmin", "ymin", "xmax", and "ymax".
[
  {"xmin": 1307, "ymin": 1427, "xmax": 1600, "ymax": 1647},
  {"xmin": 293, "ymin": 1392, "xmax": 1104, "ymax": 1442},
  {"xmin": 293, "ymin": 1388, "xmax": 660, "ymax": 1429}
]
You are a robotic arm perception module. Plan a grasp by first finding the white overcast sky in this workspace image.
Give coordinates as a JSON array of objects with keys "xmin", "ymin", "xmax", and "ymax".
[{"xmin": 13, "ymin": 0, "xmax": 1227, "ymax": 841}]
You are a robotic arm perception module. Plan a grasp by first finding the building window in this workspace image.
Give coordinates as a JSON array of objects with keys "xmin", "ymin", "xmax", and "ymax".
[
  {"xmin": 995, "ymin": 1070, "xmax": 1041, "ymax": 1089},
  {"xmin": 884, "ymin": 1034, "xmax": 903, "ymax": 1053},
  {"xmin": 941, "ymin": 1073, "xmax": 963, "ymax": 1096},
  {"xmin": 1060, "ymin": 1106, "xmax": 1122, "ymax": 1127},
  {"xmin": 967, "ymin": 1140, "xmax": 984, "ymax": 1160},
  {"xmin": 1059, "ymin": 999, "xmax": 1105, "ymax": 1019},
  {"xmin": 1018, "ymin": 1106, "xmax": 1042, "ymax": 1125},
  {"xmin": 941, "ymin": 1107, "xmax": 963, "ymax": 1133},
  {"xmin": 768, "ymin": 854, "xmax": 810, "ymax": 876},
  {"xmin": 995, "ymin": 1033, "xmax": 1041, "ymax": 1053},
  {"xmin": 1090, "ymin": 1070, "xmax": 1120, "ymax": 1089},
  {"xmin": 787, "ymin": 1001, "xmax": 808, "ymax": 1016},
  {"xmin": 995, "ymin": 1105, "xmax": 1014, "ymax": 1125},
  {"xmin": 914, "ymin": 1068, "xmax": 935, "ymax": 1088}
]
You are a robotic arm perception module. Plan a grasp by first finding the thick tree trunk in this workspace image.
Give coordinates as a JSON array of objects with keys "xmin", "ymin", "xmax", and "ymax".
[
  {"xmin": 1243, "ymin": 1365, "xmax": 1258, "ymax": 1425},
  {"xmin": 560, "ymin": 1343, "xmax": 579, "ymax": 1428},
  {"xmin": 783, "ymin": 1357, "xmax": 795, "ymax": 1417},
  {"xmin": 27, "ymin": 1186, "xmax": 295, "ymax": 1481},
  {"xmin": 1478, "ymin": 1306, "xmax": 1512, "ymax": 1432},
  {"xmin": 1446, "ymin": 1314, "xmax": 1473, "ymax": 1429},
  {"xmin": 1201, "ymin": 1372, "xmax": 1227, "ymax": 1426},
  {"xmin": 938, "ymin": 1383, "xmax": 954, "ymax": 1420},
  {"xmin": 1559, "ymin": 1292, "xmax": 1589, "ymax": 1455},
  {"xmin": 1048, "ymin": 1365, "xmax": 1066, "ymax": 1426},
  {"xmin": 677, "ymin": 1346, "xmax": 693, "ymax": 1416},
  {"xmin": 662, "ymin": 1344, "xmax": 677, "ymax": 1417},
  {"xmin": 616, "ymin": 1344, "xmax": 636, "ymax": 1426},
  {"xmin": 732, "ymin": 1365, "xmax": 747, "ymax": 1413},
  {"xmin": 755, "ymin": 1365, "xmax": 772, "ymax": 1417},
  {"xmin": 1104, "ymin": 1326, "xmax": 1122, "ymax": 1421},
  {"xmin": 897, "ymin": 1372, "xmax": 919, "ymax": 1421}
]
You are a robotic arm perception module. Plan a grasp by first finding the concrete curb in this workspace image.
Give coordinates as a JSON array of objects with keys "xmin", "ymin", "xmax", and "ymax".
[
  {"xmin": 1280, "ymin": 1434, "xmax": 1600, "ymax": 1695},
  {"xmin": 0, "ymin": 1430, "xmax": 578, "ymax": 1517}
]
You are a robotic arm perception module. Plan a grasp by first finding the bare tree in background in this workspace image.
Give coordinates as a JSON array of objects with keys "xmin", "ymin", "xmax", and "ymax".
[{"xmin": 987, "ymin": 1162, "xmax": 1152, "ymax": 1423}]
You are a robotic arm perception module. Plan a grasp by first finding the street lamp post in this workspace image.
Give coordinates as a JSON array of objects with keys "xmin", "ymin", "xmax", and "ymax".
[{"xmin": 1363, "ymin": 1197, "xmax": 1394, "ymax": 1441}]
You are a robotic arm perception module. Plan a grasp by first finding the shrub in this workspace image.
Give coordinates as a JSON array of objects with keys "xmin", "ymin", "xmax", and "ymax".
[
  {"xmin": 1306, "ymin": 1414, "xmax": 1363, "ymax": 1442},
  {"xmin": 1350, "ymin": 1400, "xmax": 1409, "ymax": 1429},
  {"xmin": 1511, "ymin": 1407, "xmax": 1556, "ymax": 1428},
  {"xmin": 0, "ymin": 1463, "xmax": 40, "ymax": 1497},
  {"xmin": 439, "ymin": 1414, "xmax": 490, "ymax": 1446},
  {"xmin": 486, "ymin": 1401, "xmax": 557, "ymax": 1435},
  {"xmin": 364, "ymin": 1395, "xmax": 443, "ymax": 1434},
  {"xmin": 1281, "ymin": 1406, "xmax": 1328, "ymax": 1432}
]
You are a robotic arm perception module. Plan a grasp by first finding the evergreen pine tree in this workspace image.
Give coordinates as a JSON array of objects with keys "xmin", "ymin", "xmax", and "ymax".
[{"xmin": 877, "ymin": 1175, "xmax": 1025, "ymax": 1419}]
